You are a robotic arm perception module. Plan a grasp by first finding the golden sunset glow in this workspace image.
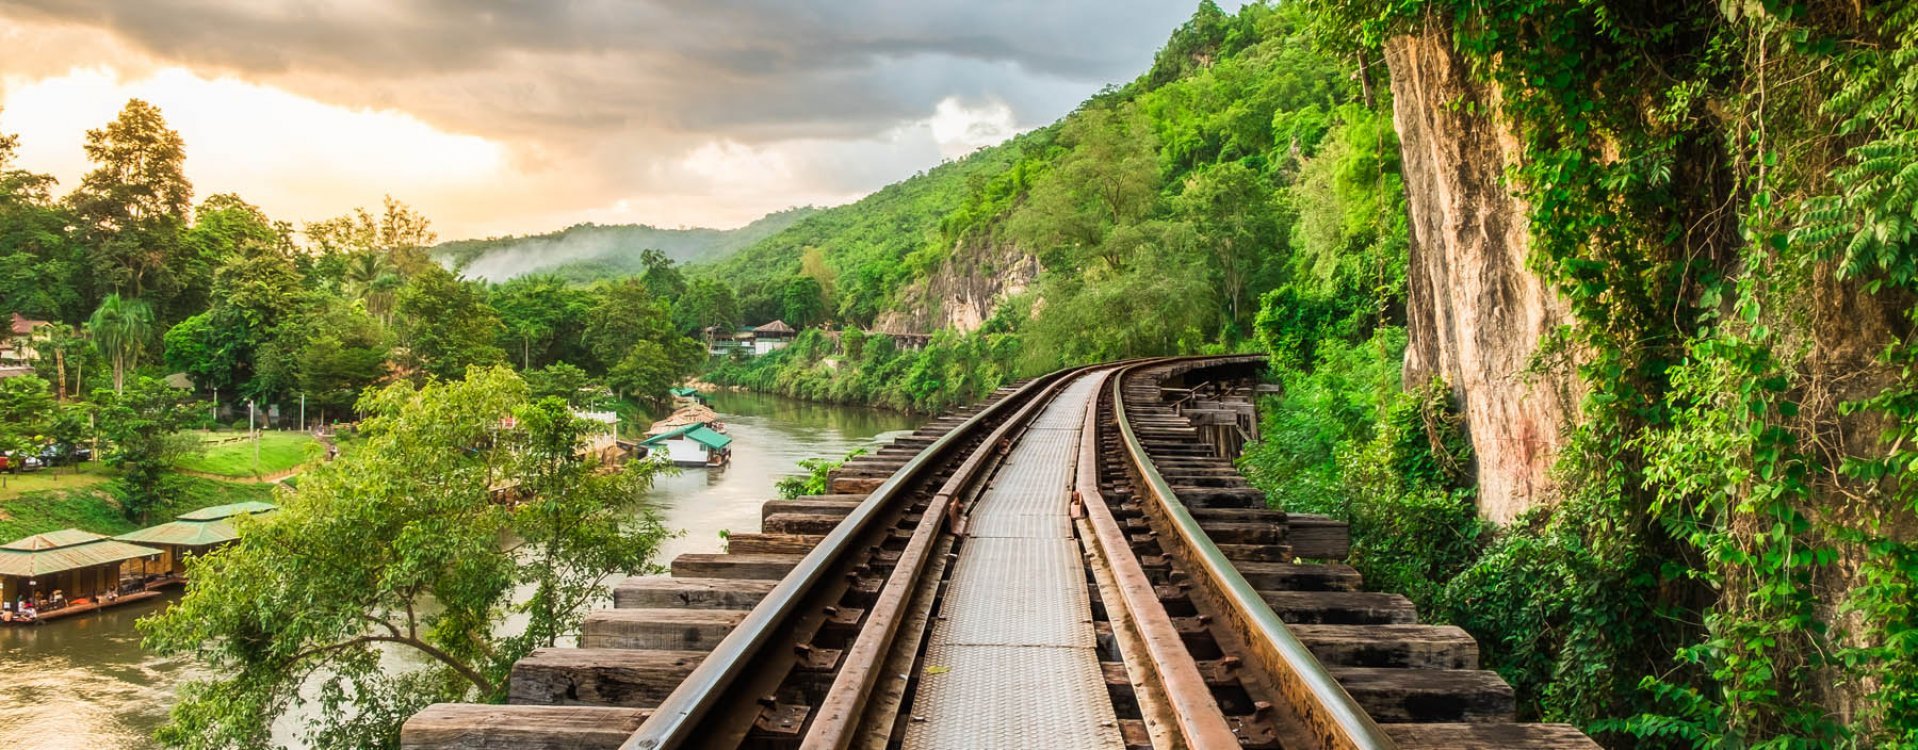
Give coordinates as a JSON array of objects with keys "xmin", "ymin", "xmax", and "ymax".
[{"xmin": 0, "ymin": 3, "xmax": 1210, "ymax": 238}]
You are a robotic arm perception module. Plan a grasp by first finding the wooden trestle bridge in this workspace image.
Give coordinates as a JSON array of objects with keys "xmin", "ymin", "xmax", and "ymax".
[{"xmin": 403, "ymin": 356, "xmax": 1599, "ymax": 750}]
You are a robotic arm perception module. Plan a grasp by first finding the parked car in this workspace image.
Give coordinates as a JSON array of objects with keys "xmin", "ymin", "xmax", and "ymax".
[
  {"xmin": 0, "ymin": 452, "xmax": 38, "ymax": 473},
  {"xmin": 37, "ymin": 443, "xmax": 92, "ymax": 465}
]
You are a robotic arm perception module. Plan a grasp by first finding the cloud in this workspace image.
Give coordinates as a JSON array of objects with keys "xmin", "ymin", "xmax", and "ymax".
[{"xmin": 0, "ymin": 1, "xmax": 1227, "ymax": 237}]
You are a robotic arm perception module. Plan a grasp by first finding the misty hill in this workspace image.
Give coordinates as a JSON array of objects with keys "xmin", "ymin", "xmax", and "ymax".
[
  {"xmin": 434, "ymin": 207, "xmax": 818, "ymax": 282},
  {"xmin": 696, "ymin": 138, "xmax": 1031, "ymax": 324}
]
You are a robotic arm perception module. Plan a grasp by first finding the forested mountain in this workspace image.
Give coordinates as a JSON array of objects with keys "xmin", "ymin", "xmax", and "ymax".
[
  {"xmin": 434, "ymin": 207, "xmax": 816, "ymax": 283},
  {"xmin": 705, "ymin": 3, "xmax": 1386, "ymax": 347},
  {"xmin": 706, "ymin": 1, "xmax": 1396, "ymax": 406}
]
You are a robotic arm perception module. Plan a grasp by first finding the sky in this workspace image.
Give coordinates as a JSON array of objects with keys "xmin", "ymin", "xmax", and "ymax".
[{"xmin": 0, "ymin": 1, "xmax": 1231, "ymax": 241}]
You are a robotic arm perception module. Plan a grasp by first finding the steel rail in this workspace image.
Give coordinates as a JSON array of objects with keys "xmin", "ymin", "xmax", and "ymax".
[
  {"xmin": 622, "ymin": 368, "xmax": 1077, "ymax": 750},
  {"xmin": 1110, "ymin": 356, "xmax": 1400, "ymax": 750},
  {"xmin": 799, "ymin": 365, "xmax": 1089, "ymax": 750},
  {"xmin": 1075, "ymin": 367, "xmax": 1244, "ymax": 749}
]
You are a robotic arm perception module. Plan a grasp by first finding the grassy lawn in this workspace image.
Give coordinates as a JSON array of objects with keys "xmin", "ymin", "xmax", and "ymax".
[
  {"xmin": 0, "ymin": 461, "xmax": 114, "ymax": 502},
  {"xmin": 177, "ymin": 430, "xmax": 320, "ymax": 478},
  {"xmin": 0, "ymin": 473, "xmax": 278, "ymax": 540}
]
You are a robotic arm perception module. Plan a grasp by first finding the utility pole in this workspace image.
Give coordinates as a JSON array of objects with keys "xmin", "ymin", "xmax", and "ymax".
[
  {"xmin": 249, "ymin": 400, "xmax": 259, "ymax": 470},
  {"xmin": 300, "ymin": 393, "xmax": 306, "ymax": 432}
]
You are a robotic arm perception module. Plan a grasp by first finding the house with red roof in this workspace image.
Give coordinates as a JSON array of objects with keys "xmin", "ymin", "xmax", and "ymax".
[{"xmin": 1, "ymin": 312, "xmax": 51, "ymax": 374}]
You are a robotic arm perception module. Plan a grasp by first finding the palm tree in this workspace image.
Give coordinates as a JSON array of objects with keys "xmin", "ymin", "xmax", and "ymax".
[
  {"xmin": 343, "ymin": 251, "xmax": 400, "ymax": 324},
  {"xmin": 87, "ymin": 294, "xmax": 153, "ymax": 393}
]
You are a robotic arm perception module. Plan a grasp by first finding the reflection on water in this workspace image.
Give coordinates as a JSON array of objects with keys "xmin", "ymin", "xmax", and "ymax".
[
  {"xmin": 647, "ymin": 390, "xmax": 922, "ymax": 564},
  {"xmin": 0, "ymin": 390, "xmax": 921, "ymax": 748},
  {"xmin": 0, "ymin": 591, "xmax": 196, "ymax": 750}
]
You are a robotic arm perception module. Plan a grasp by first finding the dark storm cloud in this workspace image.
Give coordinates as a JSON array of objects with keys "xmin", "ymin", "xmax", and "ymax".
[{"xmin": 2, "ymin": 0, "xmax": 1206, "ymax": 143}]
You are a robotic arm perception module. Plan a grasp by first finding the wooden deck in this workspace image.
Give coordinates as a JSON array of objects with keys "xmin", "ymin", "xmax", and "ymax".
[{"xmin": 5, "ymin": 588, "xmax": 163, "ymax": 625}]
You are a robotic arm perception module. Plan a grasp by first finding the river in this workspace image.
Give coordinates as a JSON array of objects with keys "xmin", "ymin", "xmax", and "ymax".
[{"xmin": 0, "ymin": 391, "xmax": 921, "ymax": 749}]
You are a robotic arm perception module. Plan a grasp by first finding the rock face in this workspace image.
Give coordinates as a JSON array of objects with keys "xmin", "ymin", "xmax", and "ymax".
[
  {"xmin": 875, "ymin": 238, "xmax": 1039, "ymax": 334},
  {"xmin": 1384, "ymin": 27, "xmax": 1579, "ymax": 523}
]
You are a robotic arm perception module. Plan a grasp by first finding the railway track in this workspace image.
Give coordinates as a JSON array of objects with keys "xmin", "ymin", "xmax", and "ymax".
[{"xmin": 402, "ymin": 356, "xmax": 1599, "ymax": 749}]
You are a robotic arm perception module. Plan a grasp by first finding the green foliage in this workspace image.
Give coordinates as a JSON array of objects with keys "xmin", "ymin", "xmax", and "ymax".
[
  {"xmin": 141, "ymin": 367, "xmax": 668, "ymax": 749},
  {"xmin": 0, "ymin": 374, "xmax": 54, "ymax": 458},
  {"xmin": 776, "ymin": 447, "xmax": 866, "ymax": 499},
  {"xmin": 0, "ymin": 124, "xmax": 85, "ymax": 322},
  {"xmin": 88, "ymin": 292, "xmax": 154, "ymax": 393},
  {"xmin": 394, "ymin": 266, "xmax": 506, "ymax": 380},
  {"xmin": 700, "ymin": 146, "xmax": 1025, "ymax": 326},
  {"xmin": 779, "ymin": 276, "xmax": 827, "ymax": 328},
  {"xmin": 674, "ymin": 277, "xmax": 740, "ymax": 335},
  {"xmin": 706, "ymin": 325, "xmax": 1021, "ymax": 414},
  {"xmin": 580, "ymin": 277, "xmax": 704, "ymax": 404},
  {"xmin": 706, "ymin": 2, "xmax": 1386, "ymax": 408},
  {"xmin": 1275, "ymin": 0, "xmax": 1918, "ymax": 745},
  {"xmin": 523, "ymin": 362, "xmax": 611, "ymax": 408},
  {"xmin": 257, "ymin": 295, "xmax": 391, "ymax": 415},
  {"xmin": 67, "ymin": 98, "xmax": 193, "ymax": 308},
  {"xmin": 490, "ymin": 273, "xmax": 589, "ymax": 369},
  {"xmin": 94, "ymin": 375, "xmax": 199, "ymax": 523}
]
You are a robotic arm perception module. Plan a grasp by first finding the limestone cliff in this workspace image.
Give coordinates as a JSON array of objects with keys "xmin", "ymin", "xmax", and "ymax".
[
  {"xmin": 874, "ymin": 238, "xmax": 1039, "ymax": 335},
  {"xmin": 1384, "ymin": 26, "xmax": 1580, "ymax": 523}
]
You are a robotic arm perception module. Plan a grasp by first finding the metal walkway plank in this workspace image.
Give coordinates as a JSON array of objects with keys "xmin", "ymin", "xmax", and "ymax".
[{"xmin": 904, "ymin": 377, "xmax": 1123, "ymax": 750}]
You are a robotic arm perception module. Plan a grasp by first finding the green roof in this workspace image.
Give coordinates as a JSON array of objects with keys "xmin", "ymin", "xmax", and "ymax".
[
  {"xmin": 640, "ymin": 423, "xmax": 733, "ymax": 450},
  {"xmin": 119, "ymin": 502, "xmax": 279, "ymax": 547},
  {"xmin": 177, "ymin": 501, "xmax": 279, "ymax": 522},
  {"xmin": 0, "ymin": 530, "xmax": 163, "ymax": 578},
  {"xmin": 670, "ymin": 386, "xmax": 699, "ymax": 397},
  {"xmin": 116, "ymin": 521, "xmax": 237, "ymax": 547},
  {"xmin": 2, "ymin": 529, "xmax": 100, "ymax": 551}
]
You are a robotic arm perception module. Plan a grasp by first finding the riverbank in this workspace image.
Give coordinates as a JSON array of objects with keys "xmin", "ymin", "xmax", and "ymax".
[
  {"xmin": 0, "ymin": 389, "xmax": 923, "ymax": 749},
  {"xmin": 701, "ymin": 329, "xmax": 1019, "ymax": 414},
  {"xmin": 0, "ymin": 472, "xmax": 278, "ymax": 540}
]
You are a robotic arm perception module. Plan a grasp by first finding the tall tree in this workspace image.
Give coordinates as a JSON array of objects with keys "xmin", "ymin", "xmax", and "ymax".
[
  {"xmin": 780, "ymin": 276, "xmax": 827, "ymax": 328},
  {"xmin": 340, "ymin": 251, "xmax": 402, "ymax": 324},
  {"xmin": 305, "ymin": 196, "xmax": 438, "ymax": 279},
  {"xmin": 673, "ymin": 277, "xmax": 741, "ymax": 338},
  {"xmin": 87, "ymin": 293, "xmax": 154, "ymax": 393},
  {"xmin": 171, "ymin": 194, "xmax": 290, "ymax": 320},
  {"xmin": 94, "ymin": 375, "xmax": 198, "ymax": 523},
  {"xmin": 638, "ymin": 249, "xmax": 687, "ymax": 301},
  {"xmin": 257, "ymin": 295, "xmax": 391, "ymax": 417},
  {"xmin": 582, "ymin": 278, "xmax": 671, "ymax": 371},
  {"xmin": 36, "ymin": 322, "xmax": 88, "ymax": 402},
  {"xmin": 0, "ymin": 116, "xmax": 85, "ymax": 322},
  {"xmin": 1007, "ymin": 104, "xmax": 1161, "ymax": 273},
  {"xmin": 1175, "ymin": 161, "xmax": 1283, "ymax": 330},
  {"xmin": 492, "ymin": 274, "xmax": 587, "ymax": 369},
  {"xmin": 581, "ymin": 278, "xmax": 703, "ymax": 403},
  {"xmin": 164, "ymin": 207, "xmax": 305, "ymax": 399},
  {"xmin": 393, "ymin": 266, "xmax": 505, "ymax": 380},
  {"xmin": 142, "ymin": 368, "xmax": 668, "ymax": 748},
  {"xmin": 0, "ymin": 375, "xmax": 53, "ymax": 488},
  {"xmin": 68, "ymin": 99, "xmax": 193, "ymax": 304}
]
